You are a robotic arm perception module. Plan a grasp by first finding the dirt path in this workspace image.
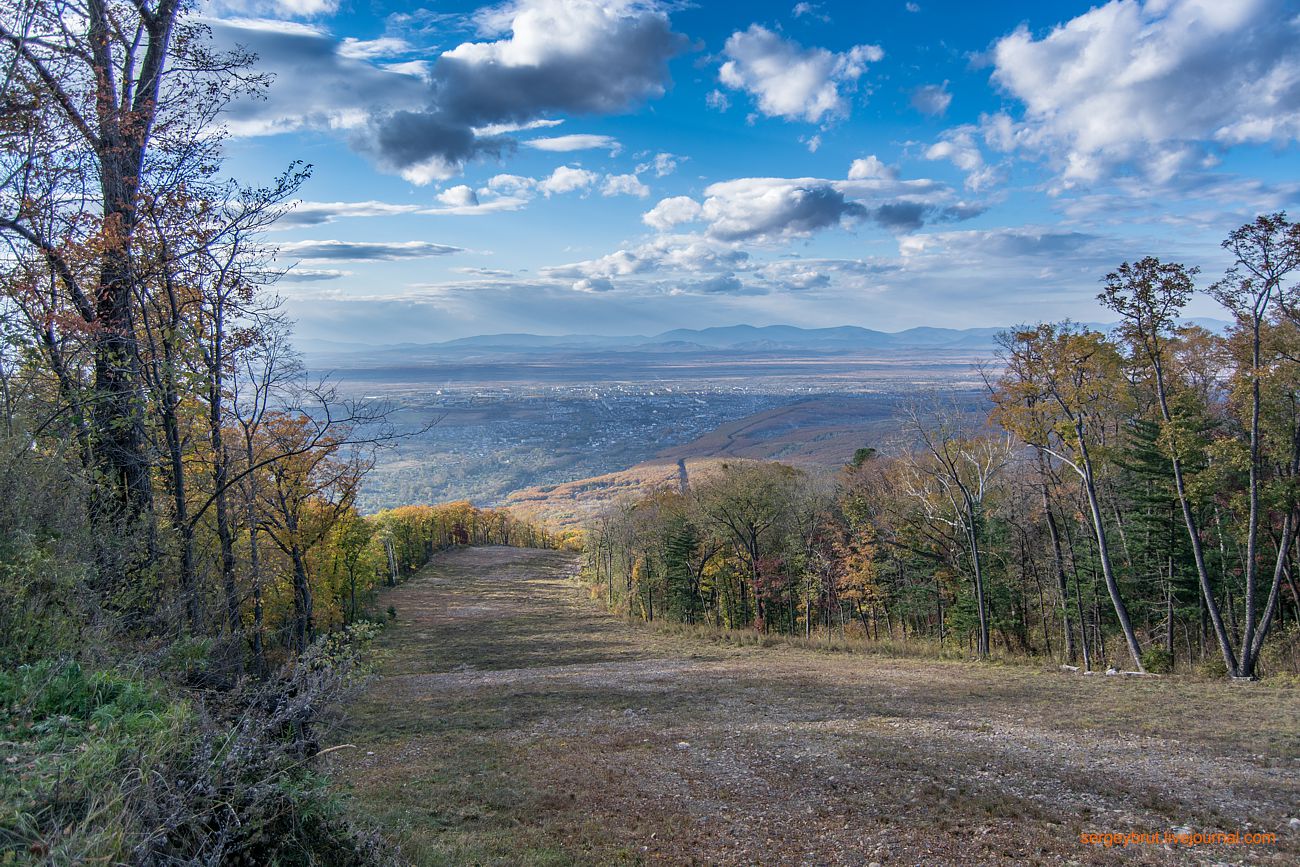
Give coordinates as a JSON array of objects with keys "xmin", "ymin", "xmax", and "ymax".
[{"xmin": 334, "ymin": 546, "xmax": 1300, "ymax": 866}]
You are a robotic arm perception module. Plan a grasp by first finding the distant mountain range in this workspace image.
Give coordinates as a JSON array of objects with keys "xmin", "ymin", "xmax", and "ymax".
[
  {"xmin": 302, "ymin": 324, "xmax": 1010, "ymax": 361},
  {"xmin": 301, "ymin": 319, "xmax": 1231, "ymax": 363}
]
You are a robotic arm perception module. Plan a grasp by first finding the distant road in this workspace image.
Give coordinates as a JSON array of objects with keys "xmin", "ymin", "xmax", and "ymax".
[{"xmin": 336, "ymin": 547, "xmax": 1299, "ymax": 865}]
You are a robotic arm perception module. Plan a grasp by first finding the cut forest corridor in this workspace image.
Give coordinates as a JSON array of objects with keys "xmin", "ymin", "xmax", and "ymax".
[{"xmin": 334, "ymin": 547, "xmax": 1299, "ymax": 865}]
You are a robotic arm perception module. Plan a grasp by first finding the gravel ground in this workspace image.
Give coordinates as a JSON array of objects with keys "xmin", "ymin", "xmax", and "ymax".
[{"xmin": 333, "ymin": 546, "xmax": 1300, "ymax": 866}]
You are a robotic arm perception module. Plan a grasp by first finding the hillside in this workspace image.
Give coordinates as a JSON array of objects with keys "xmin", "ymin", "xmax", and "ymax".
[
  {"xmin": 504, "ymin": 391, "xmax": 989, "ymax": 528},
  {"xmin": 503, "ymin": 458, "xmax": 733, "ymax": 529},
  {"xmin": 336, "ymin": 547, "xmax": 1300, "ymax": 865}
]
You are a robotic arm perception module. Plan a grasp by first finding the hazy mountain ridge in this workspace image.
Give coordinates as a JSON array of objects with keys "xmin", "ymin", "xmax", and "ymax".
[
  {"xmin": 302, "ymin": 324, "xmax": 1009, "ymax": 364},
  {"xmin": 302, "ymin": 319, "xmax": 1231, "ymax": 363}
]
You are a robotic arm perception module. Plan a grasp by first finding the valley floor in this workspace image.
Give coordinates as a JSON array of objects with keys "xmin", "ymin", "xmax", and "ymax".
[{"xmin": 333, "ymin": 547, "xmax": 1300, "ymax": 866}]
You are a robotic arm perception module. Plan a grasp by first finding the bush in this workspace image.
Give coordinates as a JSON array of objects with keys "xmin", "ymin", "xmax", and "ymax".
[
  {"xmin": 1259, "ymin": 624, "xmax": 1300, "ymax": 678},
  {"xmin": 0, "ymin": 535, "xmax": 98, "ymax": 668},
  {"xmin": 1197, "ymin": 655, "xmax": 1229, "ymax": 679},
  {"xmin": 1140, "ymin": 647, "xmax": 1174, "ymax": 674},
  {"xmin": 1, "ymin": 638, "xmax": 394, "ymax": 865}
]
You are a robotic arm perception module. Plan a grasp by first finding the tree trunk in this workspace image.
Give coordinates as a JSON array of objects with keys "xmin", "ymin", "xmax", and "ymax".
[{"xmin": 1076, "ymin": 425, "xmax": 1145, "ymax": 671}]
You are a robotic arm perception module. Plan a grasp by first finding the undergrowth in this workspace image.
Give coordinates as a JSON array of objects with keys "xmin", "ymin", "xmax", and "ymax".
[{"xmin": 1, "ymin": 625, "xmax": 394, "ymax": 865}]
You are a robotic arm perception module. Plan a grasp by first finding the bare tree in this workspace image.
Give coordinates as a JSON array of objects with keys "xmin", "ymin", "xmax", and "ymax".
[{"xmin": 901, "ymin": 400, "xmax": 1014, "ymax": 658}]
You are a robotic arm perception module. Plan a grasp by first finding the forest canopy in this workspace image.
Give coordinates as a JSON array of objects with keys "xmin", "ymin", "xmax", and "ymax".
[{"xmin": 584, "ymin": 217, "xmax": 1300, "ymax": 681}]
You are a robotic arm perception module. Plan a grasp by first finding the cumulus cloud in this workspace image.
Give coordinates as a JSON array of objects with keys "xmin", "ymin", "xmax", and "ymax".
[
  {"xmin": 847, "ymin": 155, "xmax": 897, "ymax": 180},
  {"xmin": 543, "ymin": 235, "xmax": 750, "ymax": 284},
  {"xmin": 210, "ymin": 18, "xmax": 429, "ymax": 138},
  {"xmin": 682, "ymin": 274, "xmax": 746, "ymax": 294},
  {"xmin": 538, "ymin": 165, "xmax": 599, "ymax": 195},
  {"xmin": 486, "ymin": 173, "xmax": 540, "ymax": 196},
  {"xmin": 540, "ymin": 237, "xmax": 894, "ymax": 298},
  {"xmin": 699, "ymin": 178, "xmax": 868, "ymax": 240},
  {"xmin": 643, "ymin": 170, "xmax": 981, "ymax": 241},
  {"xmin": 642, "ymin": 195, "xmax": 703, "ymax": 230},
  {"xmin": 911, "ymin": 82, "xmax": 952, "ymax": 117},
  {"xmin": 523, "ymin": 134, "xmax": 622, "ymax": 153},
  {"xmin": 573, "ymin": 277, "xmax": 616, "ymax": 293},
  {"xmin": 636, "ymin": 152, "xmax": 680, "ymax": 177},
  {"xmin": 602, "ymin": 174, "xmax": 651, "ymax": 197},
  {"xmin": 988, "ymin": 0, "xmax": 1300, "ymax": 185},
  {"xmin": 924, "ymin": 127, "xmax": 1000, "ymax": 191},
  {"xmin": 359, "ymin": 0, "xmax": 688, "ymax": 182},
  {"xmin": 705, "ymin": 89, "xmax": 731, "ymax": 112},
  {"xmin": 216, "ymin": 1, "xmax": 686, "ymax": 182},
  {"xmin": 277, "ymin": 240, "xmax": 464, "ymax": 260},
  {"xmin": 718, "ymin": 24, "xmax": 883, "ymax": 123},
  {"xmin": 437, "ymin": 185, "xmax": 480, "ymax": 207},
  {"xmin": 759, "ymin": 257, "xmax": 893, "ymax": 291}
]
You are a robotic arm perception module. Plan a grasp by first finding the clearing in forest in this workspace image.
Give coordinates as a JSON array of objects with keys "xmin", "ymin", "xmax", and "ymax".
[{"xmin": 333, "ymin": 546, "xmax": 1300, "ymax": 865}]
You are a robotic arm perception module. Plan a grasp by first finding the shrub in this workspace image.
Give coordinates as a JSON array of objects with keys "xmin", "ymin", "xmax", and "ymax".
[
  {"xmin": 1140, "ymin": 647, "xmax": 1174, "ymax": 675},
  {"xmin": 1258, "ymin": 624, "xmax": 1300, "ymax": 679},
  {"xmin": 1, "ymin": 635, "xmax": 394, "ymax": 865}
]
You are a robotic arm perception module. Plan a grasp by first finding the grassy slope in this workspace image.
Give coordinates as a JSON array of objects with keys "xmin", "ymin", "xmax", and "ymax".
[{"xmin": 334, "ymin": 547, "xmax": 1300, "ymax": 866}]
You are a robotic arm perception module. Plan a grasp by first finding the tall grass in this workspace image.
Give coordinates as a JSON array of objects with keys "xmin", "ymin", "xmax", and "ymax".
[{"xmin": 1, "ymin": 629, "xmax": 393, "ymax": 865}]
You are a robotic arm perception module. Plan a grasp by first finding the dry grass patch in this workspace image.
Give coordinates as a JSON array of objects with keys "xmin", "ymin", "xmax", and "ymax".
[{"xmin": 333, "ymin": 546, "xmax": 1300, "ymax": 866}]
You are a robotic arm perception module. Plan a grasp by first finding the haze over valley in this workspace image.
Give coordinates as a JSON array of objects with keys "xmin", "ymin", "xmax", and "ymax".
[{"xmin": 312, "ymin": 324, "xmax": 997, "ymax": 511}]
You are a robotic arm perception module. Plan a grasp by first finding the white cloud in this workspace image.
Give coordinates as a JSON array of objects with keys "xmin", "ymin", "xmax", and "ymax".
[
  {"xmin": 281, "ymin": 267, "xmax": 352, "ymax": 282},
  {"xmin": 274, "ymin": 196, "xmax": 529, "ymax": 226},
  {"xmin": 278, "ymin": 240, "xmax": 464, "ymax": 260},
  {"xmin": 437, "ymin": 185, "xmax": 480, "ymax": 207},
  {"xmin": 911, "ymin": 82, "xmax": 952, "ymax": 117},
  {"xmin": 664, "ymin": 172, "xmax": 979, "ymax": 241},
  {"xmin": 539, "ymin": 165, "xmax": 599, "ymax": 195},
  {"xmin": 705, "ymin": 89, "xmax": 731, "ymax": 112},
  {"xmin": 217, "ymin": 0, "xmax": 687, "ymax": 180},
  {"xmin": 924, "ymin": 127, "xmax": 1000, "ymax": 191},
  {"xmin": 275, "ymin": 0, "xmax": 336, "ymax": 14},
  {"xmin": 210, "ymin": 18, "xmax": 428, "ymax": 138},
  {"xmin": 523, "ymin": 134, "xmax": 622, "ymax": 153},
  {"xmin": 486, "ymin": 174, "xmax": 539, "ymax": 196},
  {"xmin": 791, "ymin": 3, "xmax": 830, "ymax": 23},
  {"xmin": 696, "ymin": 177, "xmax": 867, "ymax": 240},
  {"xmin": 208, "ymin": 0, "xmax": 339, "ymax": 18},
  {"xmin": 473, "ymin": 118, "xmax": 565, "ymax": 136},
  {"xmin": 601, "ymin": 173, "xmax": 651, "ymax": 197},
  {"xmin": 847, "ymin": 155, "xmax": 897, "ymax": 180},
  {"xmin": 643, "ymin": 195, "xmax": 703, "ymax": 230},
  {"xmin": 339, "ymin": 37, "xmax": 411, "ymax": 60},
  {"xmin": 452, "ymin": 267, "xmax": 517, "ymax": 278},
  {"xmin": 573, "ymin": 277, "xmax": 616, "ymax": 293},
  {"xmin": 989, "ymin": 0, "xmax": 1300, "ymax": 185},
  {"xmin": 718, "ymin": 24, "xmax": 883, "ymax": 123},
  {"xmin": 277, "ymin": 200, "xmax": 424, "ymax": 228},
  {"xmin": 635, "ymin": 152, "xmax": 680, "ymax": 177}
]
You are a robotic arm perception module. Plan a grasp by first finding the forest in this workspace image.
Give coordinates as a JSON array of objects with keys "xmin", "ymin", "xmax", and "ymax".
[
  {"xmin": 0, "ymin": 2, "xmax": 553, "ymax": 862},
  {"xmin": 2, "ymin": 1, "xmax": 1298, "ymax": 863},
  {"xmin": 585, "ymin": 223, "xmax": 1300, "ymax": 680}
]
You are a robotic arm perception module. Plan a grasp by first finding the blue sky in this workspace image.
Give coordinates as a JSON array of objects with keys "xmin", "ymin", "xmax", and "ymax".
[{"xmin": 203, "ymin": 0, "xmax": 1300, "ymax": 344}]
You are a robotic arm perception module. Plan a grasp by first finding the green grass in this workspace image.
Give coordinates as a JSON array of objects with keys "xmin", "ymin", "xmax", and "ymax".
[
  {"xmin": 0, "ymin": 660, "xmax": 193, "ymax": 863},
  {"xmin": 2, "ymin": 654, "xmax": 392, "ymax": 865}
]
